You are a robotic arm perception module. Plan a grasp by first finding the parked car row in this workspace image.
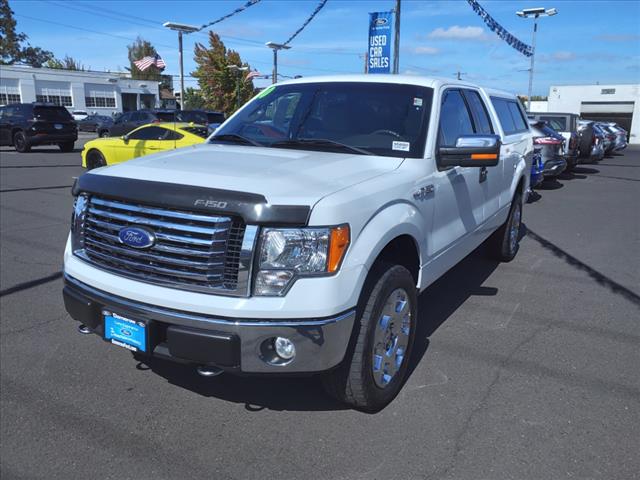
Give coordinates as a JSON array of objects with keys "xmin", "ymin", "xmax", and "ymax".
[
  {"xmin": 526, "ymin": 111, "xmax": 628, "ymax": 192},
  {"xmin": 97, "ymin": 109, "xmax": 225, "ymax": 138},
  {"xmin": 0, "ymin": 103, "xmax": 225, "ymax": 153}
]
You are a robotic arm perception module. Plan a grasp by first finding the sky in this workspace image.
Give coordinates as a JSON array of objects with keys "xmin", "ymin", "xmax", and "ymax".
[{"xmin": 8, "ymin": 0, "xmax": 640, "ymax": 96}]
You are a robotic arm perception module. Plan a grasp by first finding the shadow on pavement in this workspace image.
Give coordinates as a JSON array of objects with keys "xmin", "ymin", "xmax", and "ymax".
[
  {"xmin": 538, "ymin": 178, "xmax": 564, "ymax": 190},
  {"xmin": 573, "ymin": 166, "xmax": 600, "ymax": 174},
  {"xmin": 136, "ymin": 244, "xmax": 502, "ymax": 412}
]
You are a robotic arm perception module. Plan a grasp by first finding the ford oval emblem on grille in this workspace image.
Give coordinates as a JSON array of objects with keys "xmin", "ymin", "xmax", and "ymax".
[{"xmin": 118, "ymin": 226, "xmax": 156, "ymax": 249}]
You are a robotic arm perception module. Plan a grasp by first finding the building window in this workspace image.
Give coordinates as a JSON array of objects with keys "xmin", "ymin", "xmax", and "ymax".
[
  {"xmin": 36, "ymin": 94, "xmax": 72, "ymax": 106},
  {"xmin": 84, "ymin": 84, "xmax": 116, "ymax": 109},
  {"xmin": 0, "ymin": 93, "xmax": 21, "ymax": 105},
  {"xmin": 0, "ymin": 81, "xmax": 21, "ymax": 105},
  {"xmin": 85, "ymin": 96, "xmax": 116, "ymax": 108}
]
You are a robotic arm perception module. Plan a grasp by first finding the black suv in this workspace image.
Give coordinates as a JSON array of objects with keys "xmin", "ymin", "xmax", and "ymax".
[
  {"xmin": 98, "ymin": 109, "xmax": 222, "ymax": 137},
  {"xmin": 0, "ymin": 103, "xmax": 78, "ymax": 153}
]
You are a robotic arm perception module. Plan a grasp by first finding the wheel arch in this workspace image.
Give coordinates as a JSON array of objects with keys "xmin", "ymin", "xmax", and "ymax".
[{"xmin": 345, "ymin": 201, "xmax": 426, "ymax": 287}]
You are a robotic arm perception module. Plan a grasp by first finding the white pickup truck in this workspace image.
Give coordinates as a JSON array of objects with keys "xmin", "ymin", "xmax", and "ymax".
[{"xmin": 64, "ymin": 75, "xmax": 532, "ymax": 411}]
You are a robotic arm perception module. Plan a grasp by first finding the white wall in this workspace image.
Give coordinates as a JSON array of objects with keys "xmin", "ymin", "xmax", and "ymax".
[
  {"xmin": 0, "ymin": 65, "xmax": 160, "ymax": 115},
  {"xmin": 547, "ymin": 84, "xmax": 640, "ymax": 144},
  {"xmin": 528, "ymin": 101, "xmax": 548, "ymax": 112}
]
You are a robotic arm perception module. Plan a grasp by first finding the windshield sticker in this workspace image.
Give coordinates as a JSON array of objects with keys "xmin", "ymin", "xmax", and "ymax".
[
  {"xmin": 413, "ymin": 97, "xmax": 423, "ymax": 107},
  {"xmin": 256, "ymin": 85, "xmax": 276, "ymax": 99},
  {"xmin": 392, "ymin": 141, "xmax": 410, "ymax": 152}
]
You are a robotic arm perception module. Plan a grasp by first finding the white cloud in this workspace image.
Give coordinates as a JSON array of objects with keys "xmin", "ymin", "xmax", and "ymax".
[
  {"xmin": 427, "ymin": 25, "xmax": 489, "ymax": 41},
  {"xmin": 413, "ymin": 46, "xmax": 440, "ymax": 55},
  {"xmin": 552, "ymin": 51, "xmax": 577, "ymax": 61}
]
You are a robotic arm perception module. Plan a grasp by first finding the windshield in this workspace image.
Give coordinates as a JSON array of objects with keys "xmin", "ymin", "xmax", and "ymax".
[
  {"xmin": 211, "ymin": 82, "xmax": 433, "ymax": 158},
  {"xmin": 176, "ymin": 111, "xmax": 208, "ymax": 124},
  {"xmin": 34, "ymin": 106, "xmax": 72, "ymax": 121}
]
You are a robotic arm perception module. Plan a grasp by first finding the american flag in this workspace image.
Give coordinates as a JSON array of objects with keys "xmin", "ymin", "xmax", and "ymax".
[
  {"xmin": 245, "ymin": 70, "xmax": 264, "ymax": 82},
  {"xmin": 133, "ymin": 54, "xmax": 166, "ymax": 72}
]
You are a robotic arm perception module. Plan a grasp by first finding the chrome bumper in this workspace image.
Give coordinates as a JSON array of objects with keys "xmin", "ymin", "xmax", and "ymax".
[{"xmin": 63, "ymin": 275, "xmax": 355, "ymax": 374}]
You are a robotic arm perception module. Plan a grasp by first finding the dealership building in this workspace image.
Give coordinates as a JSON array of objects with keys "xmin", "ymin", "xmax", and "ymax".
[
  {"xmin": 0, "ymin": 65, "xmax": 160, "ymax": 115},
  {"xmin": 529, "ymin": 83, "xmax": 640, "ymax": 144}
]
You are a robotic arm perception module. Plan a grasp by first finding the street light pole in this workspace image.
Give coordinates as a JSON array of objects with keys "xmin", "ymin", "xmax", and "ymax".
[
  {"xmin": 266, "ymin": 42, "xmax": 291, "ymax": 84},
  {"xmin": 163, "ymin": 22, "xmax": 199, "ymax": 109},
  {"xmin": 516, "ymin": 7, "xmax": 557, "ymax": 111},
  {"xmin": 393, "ymin": 0, "xmax": 401, "ymax": 74},
  {"xmin": 227, "ymin": 65, "xmax": 249, "ymax": 110}
]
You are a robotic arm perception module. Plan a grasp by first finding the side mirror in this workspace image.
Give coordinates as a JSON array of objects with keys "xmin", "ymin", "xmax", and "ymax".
[
  {"xmin": 122, "ymin": 135, "xmax": 129, "ymax": 143},
  {"xmin": 438, "ymin": 135, "xmax": 501, "ymax": 168}
]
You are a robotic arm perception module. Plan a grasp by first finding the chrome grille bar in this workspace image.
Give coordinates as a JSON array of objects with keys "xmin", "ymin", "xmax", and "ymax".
[{"xmin": 78, "ymin": 195, "xmax": 256, "ymax": 296}]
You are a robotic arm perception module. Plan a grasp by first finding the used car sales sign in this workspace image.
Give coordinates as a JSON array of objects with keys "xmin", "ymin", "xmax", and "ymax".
[{"xmin": 368, "ymin": 11, "xmax": 392, "ymax": 74}]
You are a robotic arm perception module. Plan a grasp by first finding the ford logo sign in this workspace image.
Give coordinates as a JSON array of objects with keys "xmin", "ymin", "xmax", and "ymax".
[
  {"xmin": 118, "ymin": 226, "xmax": 155, "ymax": 249},
  {"xmin": 375, "ymin": 18, "xmax": 388, "ymax": 26},
  {"xmin": 120, "ymin": 328, "xmax": 132, "ymax": 336}
]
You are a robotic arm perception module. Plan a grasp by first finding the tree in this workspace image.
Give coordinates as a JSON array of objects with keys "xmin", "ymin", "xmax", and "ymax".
[
  {"xmin": 183, "ymin": 87, "xmax": 205, "ymax": 110},
  {"xmin": 45, "ymin": 55, "xmax": 85, "ymax": 71},
  {"xmin": 192, "ymin": 32, "xmax": 256, "ymax": 115},
  {"xmin": 127, "ymin": 37, "xmax": 163, "ymax": 81},
  {"xmin": 0, "ymin": 0, "xmax": 53, "ymax": 66}
]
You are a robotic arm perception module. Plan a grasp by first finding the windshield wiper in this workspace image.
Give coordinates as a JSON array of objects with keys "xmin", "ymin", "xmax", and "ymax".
[
  {"xmin": 210, "ymin": 133, "xmax": 263, "ymax": 147},
  {"xmin": 270, "ymin": 138, "xmax": 373, "ymax": 156}
]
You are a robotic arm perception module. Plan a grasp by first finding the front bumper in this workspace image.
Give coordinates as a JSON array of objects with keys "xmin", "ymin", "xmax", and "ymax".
[{"xmin": 63, "ymin": 275, "xmax": 356, "ymax": 374}]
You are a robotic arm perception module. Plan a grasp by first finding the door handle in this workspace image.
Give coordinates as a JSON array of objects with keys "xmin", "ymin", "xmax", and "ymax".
[{"xmin": 479, "ymin": 167, "xmax": 488, "ymax": 183}]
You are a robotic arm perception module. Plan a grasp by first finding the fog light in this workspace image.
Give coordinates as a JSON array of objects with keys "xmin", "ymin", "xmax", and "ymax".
[
  {"xmin": 274, "ymin": 337, "xmax": 296, "ymax": 360},
  {"xmin": 254, "ymin": 270, "xmax": 294, "ymax": 296}
]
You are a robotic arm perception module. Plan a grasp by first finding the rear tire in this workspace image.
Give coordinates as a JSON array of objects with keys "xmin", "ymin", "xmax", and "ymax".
[
  {"xmin": 86, "ymin": 149, "xmax": 106, "ymax": 170},
  {"xmin": 59, "ymin": 141, "xmax": 74, "ymax": 152},
  {"xmin": 489, "ymin": 190, "xmax": 523, "ymax": 262},
  {"xmin": 13, "ymin": 131, "xmax": 30, "ymax": 153},
  {"xmin": 322, "ymin": 262, "xmax": 417, "ymax": 412}
]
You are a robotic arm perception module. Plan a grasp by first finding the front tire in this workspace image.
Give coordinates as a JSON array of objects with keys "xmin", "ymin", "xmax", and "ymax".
[
  {"xmin": 13, "ymin": 131, "xmax": 30, "ymax": 153},
  {"xmin": 86, "ymin": 149, "xmax": 106, "ymax": 170},
  {"xmin": 489, "ymin": 191, "xmax": 523, "ymax": 262},
  {"xmin": 59, "ymin": 141, "xmax": 75, "ymax": 152},
  {"xmin": 322, "ymin": 263, "xmax": 417, "ymax": 412}
]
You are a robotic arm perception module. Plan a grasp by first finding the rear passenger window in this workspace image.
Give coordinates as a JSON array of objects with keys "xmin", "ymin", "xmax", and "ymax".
[
  {"xmin": 438, "ymin": 90, "xmax": 474, "ymax": 147},
  {"xmin": 463, "ymin": 90, "xmax": 493, "ymax": 134},
  {"xmin": 507, "ymin": 101, "xmax": 528, "ymax": 132},
  {"xmin": 491, "ymin": 97, "xmax": 528, "ymax": 135}
]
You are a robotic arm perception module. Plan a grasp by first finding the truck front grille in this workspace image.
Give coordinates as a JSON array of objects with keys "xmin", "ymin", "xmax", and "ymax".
[{"xmin": 77, "ymin": 196, "xmax": 254, "ymax": 296}]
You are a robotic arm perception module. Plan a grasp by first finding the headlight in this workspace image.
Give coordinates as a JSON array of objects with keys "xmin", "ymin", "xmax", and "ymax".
[
  {"xmin": 71, "ymin": 193, "xmax": 88, "ymax": 251},
  {"xmin": 254, "ymin": 225, "xmax": 350, "ymax": 296}
]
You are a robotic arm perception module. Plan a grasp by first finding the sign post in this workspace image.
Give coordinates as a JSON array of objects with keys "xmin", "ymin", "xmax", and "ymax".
[{"xmin": 368, "ymin": 11, "xmax": 392, "ymax": 74}]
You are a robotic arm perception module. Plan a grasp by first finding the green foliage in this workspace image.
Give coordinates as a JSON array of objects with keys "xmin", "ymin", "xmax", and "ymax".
[
  {"xmin": 45, "ymin": 55, "xmax": 85, "ymax": 71},
  {"xmin": 127, "ymin": 37, "xmax": 163, "ymax": 81},
  {"xmin": 0, "ymin": 0, "xmax": 54, "ymax": 66},
  {"xmin": 192, "ymin": 32, "xmax": 256, "ymax": 115},
  {"xmin": 183, "ymin": 87, "xmax": 206, "ymax": 110}
]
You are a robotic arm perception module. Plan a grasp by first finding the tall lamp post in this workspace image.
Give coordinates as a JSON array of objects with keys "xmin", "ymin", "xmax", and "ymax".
[
  {"xmin": 227, "ymin": 65, "xmax": 249, "ymax": 110},
  {"xmin": 265, "ymin": 42, "xmax": 291, "ymax": 84},
  {"xmin": 516, "ymin": 7, "xmax": 557, "ymax": 111},
  {"xmin": 163, "ymin": 21, "xmax": 199, "ymax": 109}
]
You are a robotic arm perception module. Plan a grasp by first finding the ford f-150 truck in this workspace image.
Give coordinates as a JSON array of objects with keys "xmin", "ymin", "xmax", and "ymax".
[{"xmin": 63, "ymin": 76, "xmax": 532, "ymax": 411}]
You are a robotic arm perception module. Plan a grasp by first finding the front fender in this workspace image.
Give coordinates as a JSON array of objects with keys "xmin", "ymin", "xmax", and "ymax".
[{"xmin": 344, "ymin": 201, "xmax": 426, "ymax": 273}]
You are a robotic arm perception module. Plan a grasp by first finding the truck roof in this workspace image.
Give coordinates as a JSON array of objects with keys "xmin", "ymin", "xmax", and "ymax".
[{"xmin": 276, "ymin": 74, "xmax": 518, "ymax": 99}]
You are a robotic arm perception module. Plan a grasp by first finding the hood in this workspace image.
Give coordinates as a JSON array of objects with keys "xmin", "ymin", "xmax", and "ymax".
[{"xmin": 91, "ymin": 143, "xmax": 403, "ymax": 206}]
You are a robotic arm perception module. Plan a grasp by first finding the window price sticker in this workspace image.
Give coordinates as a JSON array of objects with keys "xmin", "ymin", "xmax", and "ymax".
[{"xmin": 392, "ymin": 141, "xmax": 410, "ymax": 152}]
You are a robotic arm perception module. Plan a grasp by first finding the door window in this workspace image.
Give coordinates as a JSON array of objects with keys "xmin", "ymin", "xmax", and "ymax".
[
  {"xmin": 128, "ymin": 126, "xmax": 180, "ymax": 140},
  {"xmin": 438, "ymin": 89, "xmax": 474, "ymax": 147},
  {"xmin": 463, "ymin": 90, "xmax": 494, "ymax": 134}
]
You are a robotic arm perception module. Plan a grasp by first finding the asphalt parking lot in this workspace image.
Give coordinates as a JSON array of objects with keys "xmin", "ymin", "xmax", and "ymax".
[{"xmin": 1, "ymin": 140, "xmax": 639, "ymax": 480}]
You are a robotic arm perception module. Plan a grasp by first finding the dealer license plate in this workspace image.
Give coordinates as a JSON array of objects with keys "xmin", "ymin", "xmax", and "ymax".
[{"xmin": 104, "ymin": 311, "xmax": 147, "ymax": 352}]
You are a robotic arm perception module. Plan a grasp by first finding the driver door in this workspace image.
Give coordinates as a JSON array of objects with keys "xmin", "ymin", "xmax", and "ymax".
[{"xmin": 430, "ymin": 88, "xmax": 486, "ymax": 256}]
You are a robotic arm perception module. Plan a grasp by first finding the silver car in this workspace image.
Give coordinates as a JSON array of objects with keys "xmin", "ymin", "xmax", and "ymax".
[
  {"xmin": 577, "ymin": 120, "xmax": 605, "ymax": 163},
  {"xmin": 605, "ymin": 123, "xmax": 628, "ymax": 151}
]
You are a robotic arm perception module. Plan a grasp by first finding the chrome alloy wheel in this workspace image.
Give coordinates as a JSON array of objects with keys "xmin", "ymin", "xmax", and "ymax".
[
  {"xmin": 509, "ymin": 202, "xmax": 522, "ymax": 254},
  {"xmin": 372, "ymin": 288, "xmax": 412, "ymax": 388}
]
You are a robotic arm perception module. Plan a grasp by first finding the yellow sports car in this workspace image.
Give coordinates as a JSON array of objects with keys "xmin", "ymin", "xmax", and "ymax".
[{"xmin": 82, "ymin": 122, "xmax": 208, "ymax": 169}]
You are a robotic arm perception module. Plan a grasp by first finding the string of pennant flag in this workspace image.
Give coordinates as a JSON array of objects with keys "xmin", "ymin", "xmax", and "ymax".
[{"xmin": 466, "ymin": 0, "xmax": 533, "ymax": 57}]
